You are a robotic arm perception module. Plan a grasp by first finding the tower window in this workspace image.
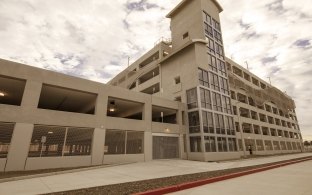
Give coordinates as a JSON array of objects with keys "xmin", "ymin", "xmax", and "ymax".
[
  {"xmin": 174, "ymin": 76, "xmax": 181, "ymax": 84},
  {"xmin": 183, "ymin": 32, "xmax": 189, "ymax": 39}
]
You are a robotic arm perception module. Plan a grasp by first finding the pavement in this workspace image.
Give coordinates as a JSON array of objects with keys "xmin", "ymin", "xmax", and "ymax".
[
  {"xmin": 171, "ymin": 158, "xmax": 312, "ymax": 195},
  {"xmin": 0, "ymin": 153, "xmax": 311, "ymax": 195}
]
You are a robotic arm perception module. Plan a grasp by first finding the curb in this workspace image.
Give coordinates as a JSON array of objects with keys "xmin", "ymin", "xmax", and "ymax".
[{"xmin": 134, "ymin": 156, "xmax": 312, "ymax": 195}]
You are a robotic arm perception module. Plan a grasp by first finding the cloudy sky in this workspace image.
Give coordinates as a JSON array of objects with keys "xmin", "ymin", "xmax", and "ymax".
[{"xmin": 0, "ymin": 0, "xmax": 311, "ymax": 139}]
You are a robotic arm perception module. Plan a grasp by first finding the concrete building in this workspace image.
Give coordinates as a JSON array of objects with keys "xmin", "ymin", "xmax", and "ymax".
[{"xmin": 0, "ymin": 0, "xmax": 302, "ymax": 172}]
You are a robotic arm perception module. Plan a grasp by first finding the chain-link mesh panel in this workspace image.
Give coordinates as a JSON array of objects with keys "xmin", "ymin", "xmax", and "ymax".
[
  {"xmin": 265, "ymin": 140, "xmax": 273, "ymax": 150},
  {"xmin": 126, "ymin": 131, "xmax": 144, "ymax": 154},
  {"xmin": 256, "ymin": 140, "xmax": 264, "ymax": 151},
  {"xmin": 29, "ymin": 125, "xmax": 66, "ymax": 157},
  {"xmin": 228, "ymin": 73, "xmax": 295, "ymax": 113},
  {"xmin": 153, "ymin": 136, "xmax": 179, "ymax": 159},
  {"xmin": 0, "ymin": 122, "xmax": 15, "ymax": 158},
  {"xmin": 105, "ymin": 130, "xmax": 126, "ymax": 154},
  {"xmin": 29, "ymin": 125, "xmax": 94, "ymax": 157},
  {"xmin": 64, "ymin": 127, "xmax": 93, "ymax": 156},
  {"xmin": 292, "ymin": 142, "xmax": 297, "ymax": 150}
]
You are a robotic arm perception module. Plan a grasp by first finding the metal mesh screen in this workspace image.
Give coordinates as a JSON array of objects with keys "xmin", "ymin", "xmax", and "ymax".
[
  {"xmin": 286, "ymin": 142, "xmax": 292, "ymax": 150},
  {"xmin": 105, "ymin": 130, "xmax": 125, "ymax": 154},
  {"xmin": 229, "ymin": 74, "xmax": 295, "ymax": 113},
  {"xmin": 256, "ymin": 140, "xmax": 264, "ymax": 151},
  {"xmin": 104, "ymin": 130, "xmax": 144, "ymax": 154},
  {"xmin": 153, "ymin": 136, "xmax": 179, "ymax": 159},
  {"xmin": 0, "ymin": 122, "xmax": 15, "ymax": 158},
  {"xmin": 64, "ymin": 127, "xmax": 93, "ymax": 156},
  {"xmin": 264, "ymin": 140, "xmax": 273, "ymax": 150},
  {"xmin": 29, "ymin": 125, "xmax": 93, "ymax": 157},
  {"xmin": 126, "ymin": 131, "xmax": 144, "ymax": 154}
]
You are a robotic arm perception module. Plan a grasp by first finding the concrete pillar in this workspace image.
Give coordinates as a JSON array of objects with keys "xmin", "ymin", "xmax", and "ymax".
[
  {"xmin": 144, "ymin": 131, "xmax": 152, "ymax": 161},
  {"xmin": 5, "ymin": 123, "xmax": 33, "ymax": 171},
  {"xmin": 144, "ymin": 97, "xmax": 152, "ymax": 123},
  {"xmin": 91, "ymin": 128, "xmax": 105, "ymax": 165},
  {"xmin": 21, "ymin": 81, "xmax": 42, "ymax": 109}
]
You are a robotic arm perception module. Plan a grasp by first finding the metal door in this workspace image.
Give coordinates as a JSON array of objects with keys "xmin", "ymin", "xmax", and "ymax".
[{"xmin": 152, "ymin": 136, "xmax": 179, "ymax": 159}]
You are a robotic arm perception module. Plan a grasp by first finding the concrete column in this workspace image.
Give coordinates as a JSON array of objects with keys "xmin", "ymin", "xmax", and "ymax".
[
  {"xmin": 179, "ymin": 134, "xmax": 184, "ymax": 158},
  {"xmin": 91, "ymin": 128, "xmax": 105, "ymax": 165},
  {"xmin": 144, "ymin": 98, "xmax": 152, "ymax": 123},
  {"xmin": 144, "ymin": 131, "xmax": 152, "ymax": 161},
  {"xmin": 21, "ymin": 80, "xmax": 42, "ymax": 109},
  {"xmin": 5, "ymin": 123, "xmax": 33, "ymax": 171},
  {"xmin": 95, "ymin": 92, "xmax": 108, "ymax": 127}
]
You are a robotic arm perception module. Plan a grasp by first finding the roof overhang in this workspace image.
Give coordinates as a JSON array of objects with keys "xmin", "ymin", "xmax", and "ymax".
[{"xmin": 166, "ymin": 0, "xmax": 223, "ymax": 18}]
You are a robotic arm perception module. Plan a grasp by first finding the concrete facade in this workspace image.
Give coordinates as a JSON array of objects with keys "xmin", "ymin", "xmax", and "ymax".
[{"xmin": 0, "ymin": 0, "xmax": 303, "ymax": 172}]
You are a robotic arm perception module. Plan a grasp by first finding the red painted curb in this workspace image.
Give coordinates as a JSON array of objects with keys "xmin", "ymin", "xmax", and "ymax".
[{"xmin": 133, "ymin": 156, "xmax": 312, "ymax": 195}]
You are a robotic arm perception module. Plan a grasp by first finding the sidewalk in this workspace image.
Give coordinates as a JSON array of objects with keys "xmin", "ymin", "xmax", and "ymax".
[
  {"xmin": 171, "ymin": 159, "xmax": 312, "ymax": 195},
  {"xmin": 0, "ymin": 153, "xmax": 311, "ymax": 195}
]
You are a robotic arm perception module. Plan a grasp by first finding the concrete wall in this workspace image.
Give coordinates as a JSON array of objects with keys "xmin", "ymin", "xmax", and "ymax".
[
  {"xmin": 170, "ymin": 0, "xmax": 204, "ymax": 50},
  {"xmin": 204, "ymin": 152, "xmax": 240, "ymax": 161},
  {"xmin": 103, "ymin": 154, "xmax": 145, "ymax": 164},
  {"xmin": 0, "ymin": 59, "xmax": 186, "ymax": 172},
  {"xmin": 0, "ymin": 159, "xmax": 6, "ymax": 172},
  {"xmin": 25, "ymin": 156, "xmax": 92, "ymax": 170}
]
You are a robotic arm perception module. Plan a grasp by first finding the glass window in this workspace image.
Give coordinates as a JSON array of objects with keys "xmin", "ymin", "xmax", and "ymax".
[
  {"xmin": 238, "ymin": 139, "xmax": 243, "ymax": 151},
  {"xmin": 213, "ymin": 19, "xmax": 221, "ymax": 31},
  {"xmin": 211, "ymin": 92, "xmax": 222, "ymax": 112},
  {"xmin": 215, "ymin": 43, "xmax": 224, "ymax": 59},
  {"xmin": 216, "ymin": 93, "xmax": 222, "ymax": 112},
  {"xmin": 186, "ymin": 88, "xmax": 198, "ymax": 109},
  {"xmin": 203, "ymin": 11, "xmax": 212, "ymax": 25},
  {"xmin": 200, "ymin": 88, "xmax": 212, "ymax": 109},
  {"xmin": 190, "ymin": 136, "xmax": 202, "ymax": 152},
  {"xmin": 214, "ymin": 30, "xmax": 222, "ymax": 43},
  {"xmin": 209, "ymin": 72, "xmax": 219, "ymax": 91},
  {"xmin": 222, "ymin": 96, "xmax": 231, "ymax": 114},
  {"xmin": 217, "ymin": 59, "xmax": 226, "ymax": 76},
  {"xmin": 219, "ymin": 77, "xmax": 229, "ymax": 95},
  {"xmin": 202, "ymin": 111, "xmax": 214, "ymax": 133},
  {"xmin": 215, "ymin": 114, "xmax": 225, "ymax": 134},
  {"xmin": 188, "ymin": 111, "xmax": 200, "ymax": 133},
  {"xmin": 217, "ymin": 137, "xmax": 227, "ymax": 152},
  {"xmin": 204, "ymin": 136, "xmax": 216, "ymax": 152},
  {"xmin": 208, "ymin": 38, "xmax": 215, "ymax": 53},
  {"xmin": 228, "ymin": 138, "xmax": 237, "ymax": 151},
  {"xmin": 208, "ymin": 54, "xmax": 217, "ymax": 72},
  {"xmin": 198, "ymin": 68, "xmax": 209, "ymax": 88}
]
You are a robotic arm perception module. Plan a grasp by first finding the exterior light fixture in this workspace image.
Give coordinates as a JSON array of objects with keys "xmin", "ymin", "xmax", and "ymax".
[
  {"xmin": 109, "ymin": 101, "xmax": 116, "ymax": 112},
  {"xmin": 0, "ymin": 92, "xmax": 4, "ymax": 97},
  {"xmin": 48, "ymin": 131, "xmax": 53, "ymax": 134},
  {"xmin": 165, "ymin": 128, "xmax": 170, "ymax": 132}
]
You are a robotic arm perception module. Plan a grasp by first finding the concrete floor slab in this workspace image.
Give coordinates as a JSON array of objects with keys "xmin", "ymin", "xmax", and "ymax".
[{"xmin": 0, "ymin": 153, "xmax": 311, "ymax": 194}]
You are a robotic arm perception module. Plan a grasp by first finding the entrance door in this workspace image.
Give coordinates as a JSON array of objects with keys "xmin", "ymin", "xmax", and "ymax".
[{"xmin": 152, "ymin": 136, "xmax": 179, "ymax": 159}]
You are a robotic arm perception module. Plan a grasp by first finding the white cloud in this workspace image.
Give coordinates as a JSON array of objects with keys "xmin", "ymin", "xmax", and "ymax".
[
  {"xmin": 219, "ymin": 0, "xmax": 312, "ymax": 140},
  {"xmin": 0, "ymin": 0, "xmax": 311, "ymax": 140}
]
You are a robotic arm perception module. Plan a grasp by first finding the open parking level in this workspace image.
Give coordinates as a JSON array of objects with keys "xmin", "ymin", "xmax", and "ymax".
[
  {"xmin": 0, "ymin": 153, "xmax": 311, "ymax": 194},
  {"xmin": 171, "ymin": 157, "xmax": 312, "ymax": 195}
]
